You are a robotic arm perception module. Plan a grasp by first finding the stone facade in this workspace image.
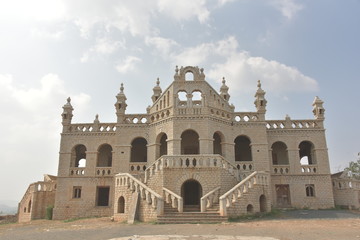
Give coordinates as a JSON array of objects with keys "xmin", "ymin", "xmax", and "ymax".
[
  {"xmin": 331, "ymin": 171, "xmax": 360, "ymax": 209},
  {"xmin": 19, "ymin": 66, "xmax": 337, "ymax": 223}
]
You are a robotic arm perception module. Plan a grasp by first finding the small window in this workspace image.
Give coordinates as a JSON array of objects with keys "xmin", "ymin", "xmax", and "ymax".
[
  {"xmin": 73, "ymin": 186, "xmax": 82, "ymax": 199},
  {"xmin": 97, "ymin": 186, "xmax": 110, "ymax": 206},
  {"xmin": 305, "ymin": 184, "xmax": 315, "ymax": 197}
]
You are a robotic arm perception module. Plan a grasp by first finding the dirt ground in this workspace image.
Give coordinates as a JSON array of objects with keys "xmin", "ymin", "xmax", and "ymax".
[{"xmin": 1, "ymin": 210, "xmax": 360, "ymax": 240}]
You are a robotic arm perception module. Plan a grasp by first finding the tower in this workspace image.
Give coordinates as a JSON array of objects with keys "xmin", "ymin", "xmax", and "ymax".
[{"xmin": 115, "ymin": 83, "xmax": 127, "ymax": 123}]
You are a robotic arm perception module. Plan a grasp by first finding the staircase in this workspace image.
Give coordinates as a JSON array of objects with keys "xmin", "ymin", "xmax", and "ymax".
[{"xmin": 157, "ymin": 203, "xmax": 228, "ymax": 224}]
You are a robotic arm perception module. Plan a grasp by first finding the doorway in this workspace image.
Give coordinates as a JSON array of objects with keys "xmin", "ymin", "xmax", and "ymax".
[{"xmin": 181, "ymin": 180, "xmax": 202, "ymax": 211}]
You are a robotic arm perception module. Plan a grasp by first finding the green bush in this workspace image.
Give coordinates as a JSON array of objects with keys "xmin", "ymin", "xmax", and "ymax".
[{"xmin": 46, "ymin": 205, "xmax": 54, "ymax": 220}]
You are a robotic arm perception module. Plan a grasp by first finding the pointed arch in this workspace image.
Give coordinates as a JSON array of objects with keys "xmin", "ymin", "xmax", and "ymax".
[
  {"xmin": 234, "ymin": 136, "xmax": 252, "ymax": 161},
  {"xmin": 213, "ymin": 131, "xmax": 224, "ymax": 156},
  {"xmin": 97, "ymin": 144, "xmax": 113, "ymax": 167},
  {"xmin": 71, "ymin": 144, "xmax": 87, "ymax": 167},
  {"xmin": 271, "ymin": 141, "xmax": 289, "ymax": 165},
  {"xmin": 299, "ymin": 141, "xmax": 316, "ymax": 165},
  {"xmin": 131, "ymin": 137, "xmax": 148, "ymax": 162},
  {"xmin": 181, "ymin": 130, "xmax": 199, "ymax": 155},
  {"xmin": 156, "ymin": 133, "xmax": 168, "ymax": 159}
]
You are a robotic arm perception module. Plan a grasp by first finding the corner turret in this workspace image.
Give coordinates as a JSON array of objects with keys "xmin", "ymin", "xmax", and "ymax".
[
  {"xmin": 115, "ymin": 83, "xmax": 127, "ymax": 123},
  {"xmin": 254, "ymin": 80, "xmax": 267, "ymax": 120},
  {"xmin": 312, "ymin": 96, "xmax": 325, "ymax": 120},
  {"xmin": 220, "ymin": 77, "xmax": 230, "ymax": 101},
  {"xmin": 151, "ymin": 78, "xmax": 162, "ymax": 102},
  {"xmin": 61, "ymin": 97, "xmax": 73, "ymax": 132}
]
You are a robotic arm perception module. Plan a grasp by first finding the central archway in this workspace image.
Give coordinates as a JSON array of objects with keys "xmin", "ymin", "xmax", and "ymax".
[
  {"xmin": 181, "ymin": 179, "xmax": 202, "ymax": 211},
  {"xmin": 181, "ymin": 130, "xmax": 199, "ymax": 154}
]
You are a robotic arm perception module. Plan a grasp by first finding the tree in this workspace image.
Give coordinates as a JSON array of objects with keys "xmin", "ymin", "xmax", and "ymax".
[{"xmin": 344, "ymin": 152, "xmax": 360, "ymax": 179}]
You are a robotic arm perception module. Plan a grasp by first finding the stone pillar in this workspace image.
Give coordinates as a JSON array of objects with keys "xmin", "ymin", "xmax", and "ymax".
[
  {"xmin": 113, "ymin": 145, "xmax": 132, "ymax": 173},
  {"xmin": 221, "ymin": 142, "xmax": 235, "ymax": 163},
  {"xmin": 167, "ymin": 138, "xmax": 181, "ymax": 155},
  {"xmin": 288, "ymin": 147, "xmax": 300, "ymax": 175},
  {"xmin": 85, "ymin": 151, "xmax": 97, "ymax": 177},
  {"xmin": 199, "ymin": 138, "xmax": 213, "ymax": 154}
]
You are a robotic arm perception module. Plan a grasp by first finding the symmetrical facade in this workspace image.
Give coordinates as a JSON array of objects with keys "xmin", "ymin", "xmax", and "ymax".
[{"xmin": 19, "ymin": 66, "xmax": 336, "ymax": 223}]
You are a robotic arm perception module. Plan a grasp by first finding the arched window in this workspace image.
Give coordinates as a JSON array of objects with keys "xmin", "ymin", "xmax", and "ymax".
[
  {"xmin": 192, "ymin": 91, "xmax": 202, "ymax": 106},
  {"xmin": 181, "ymin": 130, "xmax": 199, "ymax": 155},
  {"xmin": 299, "ymin": 141, "xmax": 316, "ymax": 165},
  {"xmin": 185, "ymin": 71, "xmax": 194, "ymax": 81},
  {"xmin": 305, "ymin": 184, "xmax": 315, "ymax": 197},
  {"xmin": 234, "ymin": 136, "xmax": 252, "ymax": 161},
  {"xmin": 259, "ymin": 195, "xmax": 267, "ymax": 212},
  {"xmin": 97, "ymin": 144, "xmax": 113, "ymax": 167},
  {"xmin": 159, "ymin": 134, "xmax": 168, "ymax": 158},
  {"xmin": 131, "ymin": 138, "xmax": 147, "ymax": 162},
  {"xmin": 71, "ymin": 144, "xmax": 87, "ymax": 167},
  {"xmin": 213, "ymin": 132, "xmax": 223, "ymax": 156},
  {"xmin": 271, "ymin": 142, "xmax": 289, "ymax": 165},
  {"xmin": 27, "ymin": 200, "xmax": 31, "ymax": 213},
  {"xmin": 177, "ymin": 91, "xmax": 187, "ymax": 101},
  {"xmin": 118, "ymin": 196, "xmax": 125, "ymax": 213},
  {"xmin": 246, "ymin": 204, "xmax": 254, "ymax": 214}
]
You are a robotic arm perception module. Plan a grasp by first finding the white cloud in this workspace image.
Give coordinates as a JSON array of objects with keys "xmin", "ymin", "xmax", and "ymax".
[
  {"xmin": 115, "ymin": 56, "xmax": 142, "ymax": 74},
  {"xmin": 157, "ymin": 0, "xmax": 210, "ymax": 24},
  {"xmin": 169, "ymin": 36, "xmax": 318, "ymax": 93},
  {"xmin": 0, "ymin": 74, "xmax": 90, "ymax": 199},
  {"xmin": 270, "ymin": 0, "xmax": 303, "ymax": 20},
  {"xmin": 0, "ymin": 0, "xmax": 66, "ymax": 22},
  {"xmin": 81, "ymin": 37, "xmax": 125, "ymax": 63},
  {"xmin": 145, "ymin": 36, "xmax": 179, "ymax": 59}
]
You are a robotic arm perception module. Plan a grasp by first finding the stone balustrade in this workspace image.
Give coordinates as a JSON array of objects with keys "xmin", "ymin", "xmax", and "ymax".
[
  {"xmin": 116, "ymin": 173, "xmax": 164, "ymax": 214},
  {"xmin": 333, "ymin": 179, "xmax": 360, "ymax": 190},
  {"xmin": 266, "ymin": 120, "xmax": 319, "ymax": 130},
  {"xmin": 144, "ymin": 155, "xmax": 240, "ymax": 183},
  {"xmin": 201, "ymin": 186, "xmax": 220, "ymax": 212},
  {"xmin": 129, "ymin": 162, "xmax": 147, "ymax": 173},
  {"xmin": 233, "ymin": 112, "xmax": 259, "ymax": 122},
  {"xmin": 301, "ymin": 165, "xmax": 318, "ymax": 174},
  {"xmin": 69, "ymin": 167, "xmax": 85, "ymax": 176},
  {"xmin": 235, "ymin": 161, "xmax": 253, "ymax": 171},
  {"xmin": 19, "ymin": 181, "xmax": 57, "ymax": 209},
  {"xmin": 272, "ymin": 165, "xmax": 290, "ymax": 175},
  {"xmin": 96, "ymin": 167, "xmax": 112, "ymax": 176},
  {"xmin": 163, "ymin": 187, "xmax": 183, "ymax": 212},
  {"xmin": 123, "ymin": 114, "xmax": 148, "ymax": 124},
  {"xmin": 69, "ymin": 123, "xmax": 117, "ymax": 132},
  {"xmin": 219, "ymin": 171, "xmax": 269, "ymax": 216}
]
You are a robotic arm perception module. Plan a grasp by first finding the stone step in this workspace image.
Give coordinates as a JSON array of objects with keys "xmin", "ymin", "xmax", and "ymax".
[{"xmin": 157, "ymin": 215, "xmax": 228, "ymax": 224}]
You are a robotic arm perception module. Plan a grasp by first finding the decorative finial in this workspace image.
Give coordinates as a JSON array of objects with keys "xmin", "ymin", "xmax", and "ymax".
[
  {"xmin": 120, "ymin": 83, "xmax": 124, "ymax": 93},
  {"xmin": 175, "ymin": 65, "xmax": 179, "ymax": 73},
  {"xmin": 222, "ymin": 77, "xmax": 226, "ymax": 84},
  {"xmin": 257, "ymin": 80, "xmax": 261, "ymax": 88},
  {"xmin": 156, "ymin": 77, "xmax": 160, "ymax": 85},
  {"xmin": 67, "ymin": 97, "xmax": 71, "ymax": 103},
  {"xmin": 95, "ymin": 114, "xmax": 99, "ymax": 120}
]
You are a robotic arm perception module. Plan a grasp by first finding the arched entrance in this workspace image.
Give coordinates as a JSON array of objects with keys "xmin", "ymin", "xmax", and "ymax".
[
  {"xmin": 181, "ymin": 179, "xmax": 202, "ymax": 211},
  {"xmin": 181, "ymin": 130, "xmax": 199, "ymax": 154}
]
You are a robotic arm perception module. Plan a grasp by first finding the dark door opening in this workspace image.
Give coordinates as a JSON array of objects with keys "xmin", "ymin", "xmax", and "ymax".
[
  {"xmin": 181, "ymin": 180, "xmax": 202, "ymax": 209},
  {"xmin": 275, "ymin": 184, "xmax": 291, "ymax": 208}
]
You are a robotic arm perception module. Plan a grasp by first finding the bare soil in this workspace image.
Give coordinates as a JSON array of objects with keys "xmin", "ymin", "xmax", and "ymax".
[{"xmin": 1, "ymin": 210, "xmax": 359, "ymax": 240}]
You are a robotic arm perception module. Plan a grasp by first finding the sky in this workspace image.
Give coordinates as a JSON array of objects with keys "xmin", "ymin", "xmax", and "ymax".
[{"xmin": 0, "ymin": 0, "xmax": 359, "ymax": 204}]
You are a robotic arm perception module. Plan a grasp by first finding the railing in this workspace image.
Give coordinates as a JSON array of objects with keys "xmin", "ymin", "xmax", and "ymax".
[
  {"xmin": 70, "ymin": 167, "xmax": 85, "ymax": 176},
  {"xmin": 123, "ymin": 114, "xmax": 148, "ymax": 124},
  {"xmin": 69, "ymin": 123, "xmax": 117, "ymax": 132},
  {"xmin": 301, "ymin": 165, "xmax": 318, "ymax": 174},
  {"xmin": 129, "ymin": 162, "xmax": 147, "ymax": 173},
  {"xmin": 201, "ymin": 186, "xmax": 220, "ymax": 212},
  {"xmin": 232, "ymin": 112, "xmax": 260, "ymax": 122},
  {"xmin": 95, "ymin": 167, "xmax": 112, "ymax": 176},
  {"xmin": 272, "ymin": 165, "xmax": 290, "ymax": 175},
  {"xmin": 116, "ymin": 173, "xmax": 164, "ymax": 214},
  {"xmin": 163, "ymin": 187, "xmax": 183, "ymax": 212},
  {"xmin": 143, "ymin": 155, "xmax": 240, "ymax": 183},
  {"xmin": 235, "ymin": 162, "xmax": 253, "ymax": 171},
  {"xmin": 333, "ymin": 179, "xmax": 360, "ymax": 190},
  {"xmin": 266, "ymin": 120, "xmax": 319, "ymax": 130},
  {"xmin": 219, "ymin": 171, "xmax": 269, "ymax": 216}
]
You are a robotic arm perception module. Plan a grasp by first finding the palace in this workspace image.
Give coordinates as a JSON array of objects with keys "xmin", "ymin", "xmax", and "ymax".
[{"xmin": 18, "ymin": 66, "xmax": 338, "ymax": 223}]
